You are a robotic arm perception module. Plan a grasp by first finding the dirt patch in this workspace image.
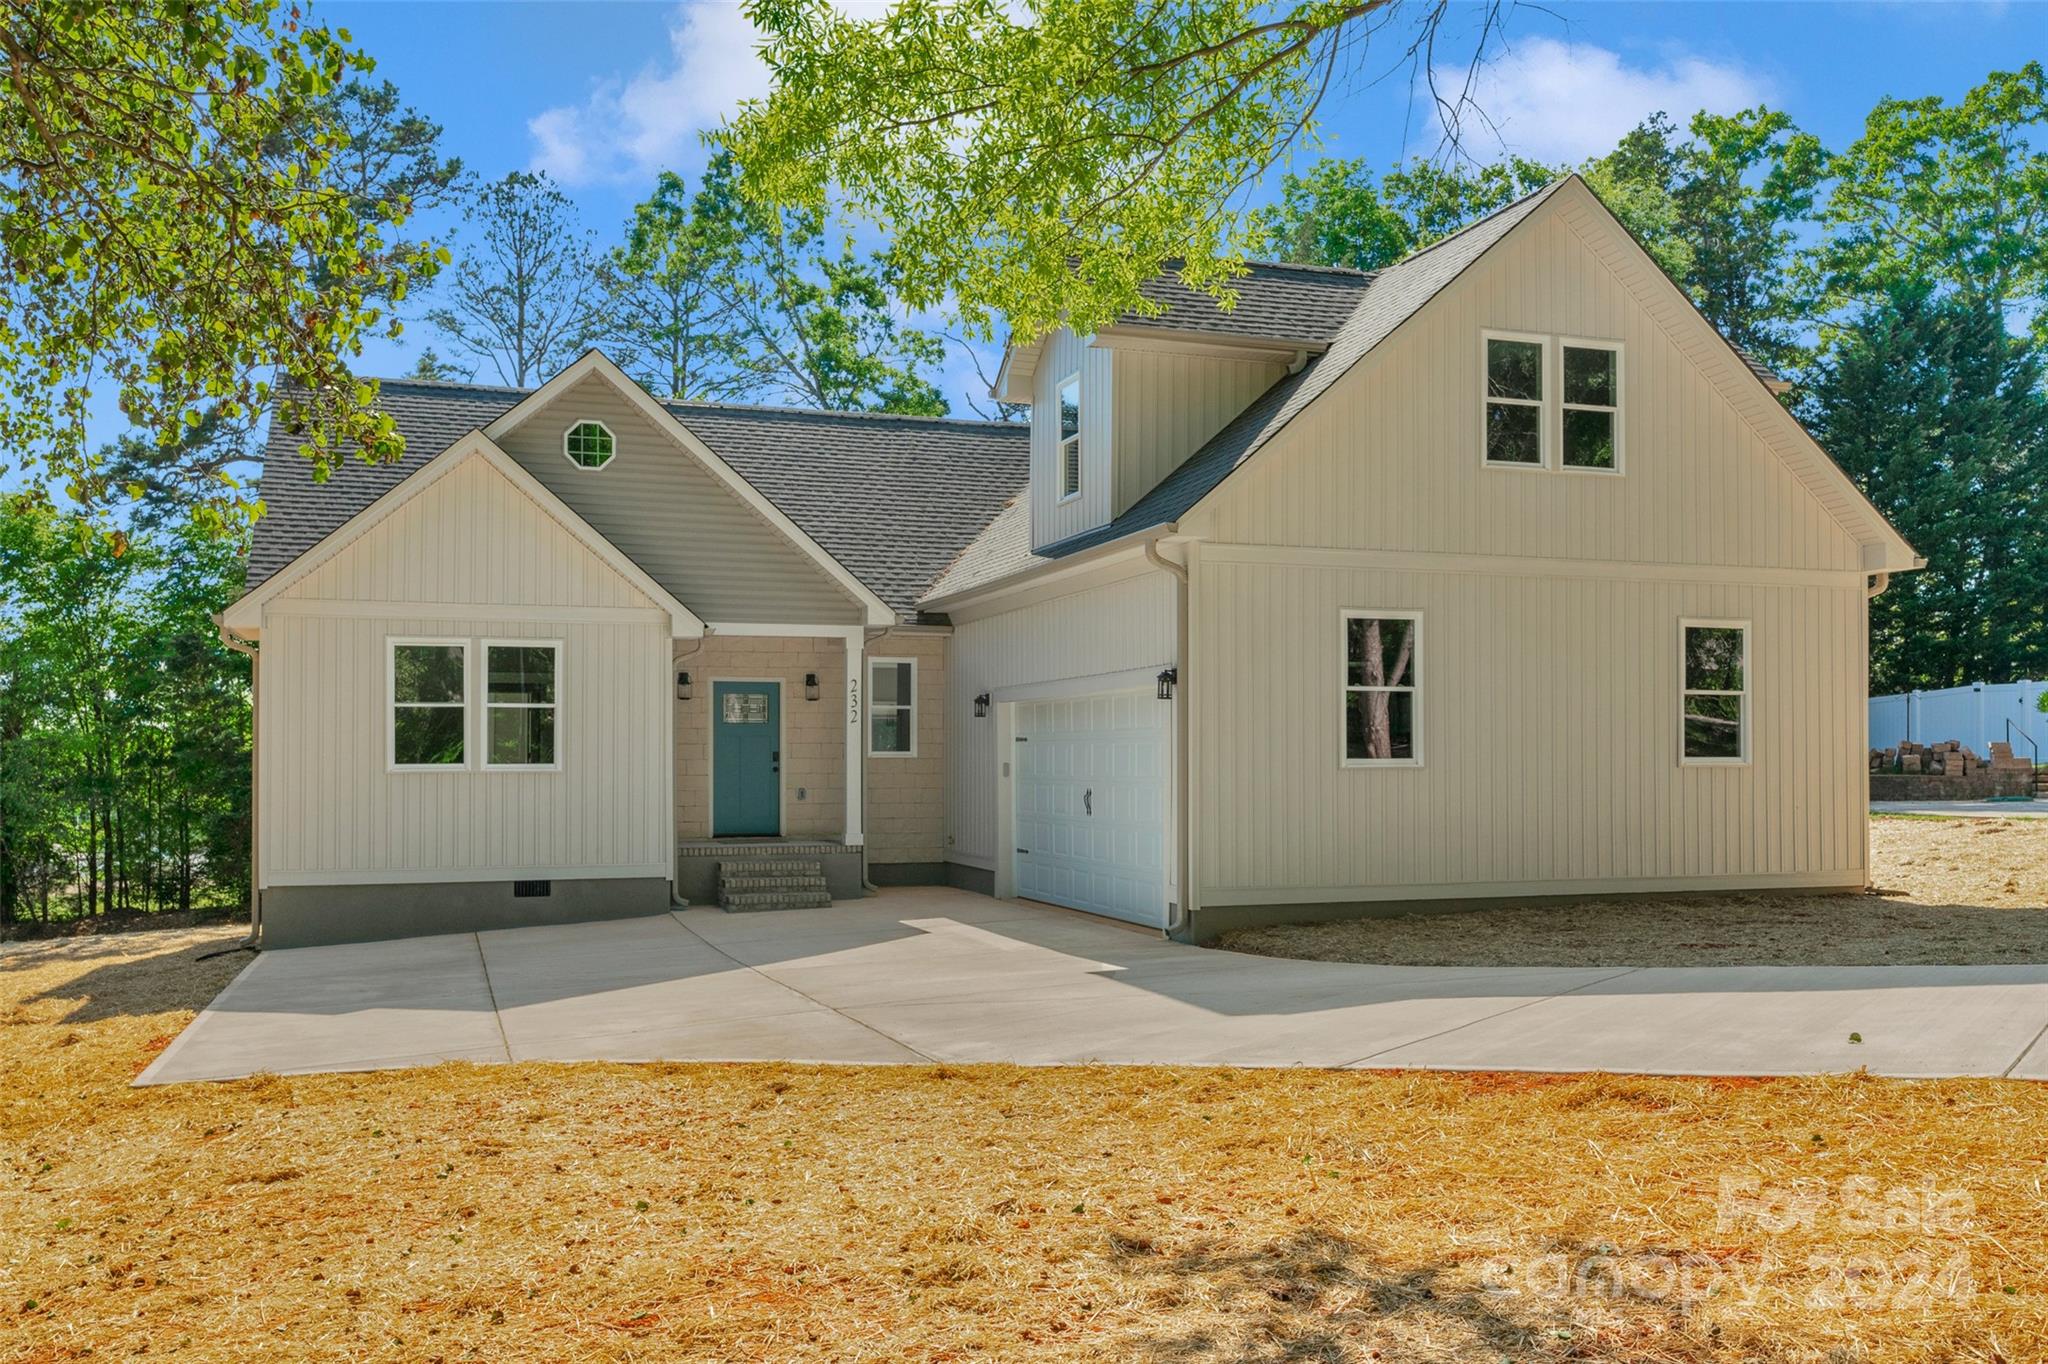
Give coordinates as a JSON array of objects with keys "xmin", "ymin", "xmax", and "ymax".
[
  {"xmin": 1217, "ymin": 816, "xmax": 2048, "ymax": 967},
  {"xmin": 2, "ymin": 926, "xmax": 2046, "ymax": 1361}
]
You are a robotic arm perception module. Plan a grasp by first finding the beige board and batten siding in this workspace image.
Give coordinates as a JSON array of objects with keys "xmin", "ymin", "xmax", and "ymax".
[
  {"xmin": 1189, "ymin": 207, "xmax": 1863, "ymax": 573},
  {"xmin": 944, "ymin": 562, "xmax": 1178, "ymax": 873},
  {"xmin": 1179, "ymin": 190, "xmax": 1874, "ymax": 910},
  {"xmin": 864, "ymin": 634, "xmax": 948, "ymax": 866},
  {"xmin": 1109, "ymin": 347, "xmax": 1286, "ymax": 518},
  {"xmin": 1190, "ymin": 554, "xmax": 1867, "ymax": 904},
  {"xmin": 261, "ymin": 451, "xmax": 672, "ymax": 885},
  {"xmin": 674, "ymin": 634, "xmax": 848, "ymax": 842},
  {"xmin": 1029, "ymin": 328, "xmax": 1114, "ymax": 548},
  {"xmin": 494, "ymin": 374, "xmax": 865, "ymax": 623}
]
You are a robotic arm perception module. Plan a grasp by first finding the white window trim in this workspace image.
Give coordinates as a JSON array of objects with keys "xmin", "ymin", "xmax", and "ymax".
[
  {"xmin": 1480, "ymin": 329, "xmax": 1550, "ymax": 472},
  {"xmin": 481, "ymin": 638, "xmax": 563, "ymax": 773},
  {"xmin": 1679, "ymin": 618, "xmax": 1750, "ymax": 767},
  {"xmin": 867, "ymin": 656, "xmax": 918, "ymax": 758},
  {"xmin": 1340, "ymin": 609, "xmax": 1423, "ymax": 769},
  {"xmin": 1559, "ymin": 336, "xmax": 1625, "ymax": 476},
  {"xmin": 563, "ymin": 419, "xmax": 616, "ymax": 471},
  {"xmin": 388, "ymin": 636, "xmax": 470, "ymax": 773},
  {"xmin": 1056, "ymin": 373, "xmax": 1082, "ymax": 503}
]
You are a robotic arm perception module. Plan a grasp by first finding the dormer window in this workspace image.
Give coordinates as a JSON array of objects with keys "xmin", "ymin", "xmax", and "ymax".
[
  {"xmin": 564, "ymin": 420, "xmax": 615, "ymax": 470},
  {"xmin": 1057, "ymin": 374, "xmax": 1081, "ymax": 500}
]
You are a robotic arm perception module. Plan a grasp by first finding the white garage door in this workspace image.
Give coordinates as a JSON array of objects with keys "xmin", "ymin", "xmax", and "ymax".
[{"xmin": 1014, "ymin": 690, "xmax": 1170, "ymax": 927}]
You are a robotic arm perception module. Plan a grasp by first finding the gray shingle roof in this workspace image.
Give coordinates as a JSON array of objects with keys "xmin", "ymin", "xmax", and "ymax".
[
  {"xmin": 250, "ymin": 379, "xmax": 1028, "ymax": 618},
  {"xmin": 924, "ymin": 180, "xmax": 1568, "ymax": 601},
  {"xmin": 1121, "ymin": 260, "xmax": 1374, "ymax": 345}
]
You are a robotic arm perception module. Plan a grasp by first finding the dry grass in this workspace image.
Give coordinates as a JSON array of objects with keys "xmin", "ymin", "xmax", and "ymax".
[
  {"xmin": 1220, "ymin": 815, "xmax": 2048, "ymax": 968},
  {"xmin": 7, "ymin": 926, "xmax": 2048, "ymax": 1360}
]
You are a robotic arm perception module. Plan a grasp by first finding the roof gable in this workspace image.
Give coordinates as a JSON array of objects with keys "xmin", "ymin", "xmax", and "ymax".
[
  {"xmin": 485, "ymin": 353, "xmax": 892, "ymax": 625},
  {"xmin": 938, "ymin": 175, "xmax": 1916, "ymax": 594},
  {"xmin": 223, "ymin": 433, "xmax": 702, "ymax": 635},
  {"xmin": 247, "ymin": 362, "xmax": 1029, "ymax": 620}
]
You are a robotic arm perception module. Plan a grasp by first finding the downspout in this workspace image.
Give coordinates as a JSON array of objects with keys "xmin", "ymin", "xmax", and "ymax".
[
  {"xmin": 1144, "ymin": 539, "xmax": 1192, "ymax": 940},
  {"xmin": 216, "ymin": 621, "xmax": 261, "ymax": 950},
  {"xmin": 1867, "ymin": 572, "xmax": 1890, "ymax": 599}
]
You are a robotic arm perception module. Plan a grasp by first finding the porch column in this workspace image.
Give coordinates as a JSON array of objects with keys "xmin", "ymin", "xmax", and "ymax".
[{"xmin": 842, "ymin": 626, "xmax": 865, "ymax": 847}]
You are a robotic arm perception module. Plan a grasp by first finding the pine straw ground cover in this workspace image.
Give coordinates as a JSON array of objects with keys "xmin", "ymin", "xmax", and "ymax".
[
  {"xmin": 1220, "ymin": 815, "xmax": 2048, "ymax": 967},
  {"xmin": 5, "ymin": 927, "xmax": 2048, "ymax": 1361}
]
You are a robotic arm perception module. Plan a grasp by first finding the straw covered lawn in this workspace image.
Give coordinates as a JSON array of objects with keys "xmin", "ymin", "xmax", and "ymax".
[
  {"xmin": 1221, "ymin": 814, "xmax": 2048, "ymax": 967},
  {"xmin": 6, "ymin": 927, "xmax": 2048, "ymax": 1361}
]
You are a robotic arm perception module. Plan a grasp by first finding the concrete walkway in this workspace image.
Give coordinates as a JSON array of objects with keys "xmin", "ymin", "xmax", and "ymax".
[
  {"xmin": 1871, "ymin": 800, "xmax": 2047, "ymax": 818},
  {"xmin": 138, "ymin": 887, "xmax": 2048, "ymax": 1085}
]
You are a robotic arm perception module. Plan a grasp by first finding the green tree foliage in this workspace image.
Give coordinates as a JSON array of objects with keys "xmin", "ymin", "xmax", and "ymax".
[
  {"xmin": 0, "ymin": 502, "xmax": 251, "ymax": 925},
  {"xmin": 1582, "ymin": 109, "xmax": 1827, "ymax": 374},
  {"xmin": 0, "ymin": 1, "xmax": 445, "ymax": 523},
  {"xmin": 1248, "ymin": 157, "xmax": 1556, "ymax": 271},
  {"xmin": 606, "ymin": 156, "xmax": 949, "ymax": 414},
  {"xmin": 1806, "ymin": 283, "xmax": 2048, "ymax": 693},
  {"xmin": 1814, "ymin": 62, "xmax": 2048, "ymax": 341},
  {"xmin": 600, "ymin": 170, "xmax": 751, "ymax": 402},
  {"xmin": 721, "ymin": 0, "xmax": 1481, "ymax": 340},
  {"xmin": 425, "ymin": 171, "xmax": 605, "ymax": 386}
]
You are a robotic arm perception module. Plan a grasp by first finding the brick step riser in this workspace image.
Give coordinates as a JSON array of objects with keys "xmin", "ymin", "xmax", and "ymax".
[
  {"xmin": 720, "ymin": 876, "xmax": 830, "ymax": 893},
  {"xmin": 717, "ymin": 861, "xmax": 826, "ymax": 878},
  {"xmin": 720, "ymin": 892, "xmax": 834, "ymax": 913}
]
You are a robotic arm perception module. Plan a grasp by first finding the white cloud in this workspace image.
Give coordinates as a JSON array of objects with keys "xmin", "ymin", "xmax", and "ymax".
[
  {"xmin": 1447, "ymin": 37, "xmax": 1771, "ymax": 165},
  {"xmin": 526, "ymin": 3, "xmax": 774, "ymax": 185}
]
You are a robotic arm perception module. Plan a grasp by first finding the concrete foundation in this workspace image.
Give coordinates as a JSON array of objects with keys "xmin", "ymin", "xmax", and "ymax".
[
  {"xmin": 945, "ymin": 861, "xmax": 996, "ymax": 896},
  {"xmin": 259, "ymin": 877, "xmax": 673, "ymax": 948}
]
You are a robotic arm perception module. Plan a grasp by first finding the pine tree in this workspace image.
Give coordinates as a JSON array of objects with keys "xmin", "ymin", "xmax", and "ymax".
[{"xmin": 1808, "ymin": 282, "xmax": 2048, "ymax": 691}]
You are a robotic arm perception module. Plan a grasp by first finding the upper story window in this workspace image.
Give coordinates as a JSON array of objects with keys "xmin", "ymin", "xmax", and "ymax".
[
  {"xmin": 1482, "ymin": 333, "xmax": 1624, "ymax": 474},
  {"xmin": 1483, "ymin": 334, "xmax": 1544, "ymax": 467},
  {"xmin": 1057, "ymin": 374, "xmax": 1081, "ymax": 500},
  {"xmin": 868, "ymin": 658, "xmax": 916, "ymax": 756},
  {"xmin": 564, "ymin": 420, "xmax": 615, "ymax": 470},
  {"xmin": 1562, "ymin": 341, "xmax": 1621, "ymax": 471},
  {"xmin": 390, "ymin": 639, "xmax": 467, "ymax": 769}
]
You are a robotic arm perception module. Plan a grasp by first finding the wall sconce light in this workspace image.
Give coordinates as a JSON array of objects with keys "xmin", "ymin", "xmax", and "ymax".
[
  {"xmin": 1156, "ymin": 667, "xmax": 1178, "ymax": 701},
  {"xmin": 973, "ymin": 691, "xmax": 991, "ymax": 718},
  {"xmin": 675, "ymin": 670, "xmax": 693, "ymax": 701},
  {"xmin": 804, "ymin": 672, "xmax": 821, "ymax": 701}
]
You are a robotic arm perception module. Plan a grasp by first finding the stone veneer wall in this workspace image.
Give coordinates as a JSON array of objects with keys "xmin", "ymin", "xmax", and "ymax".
[
  {"xmin": 1870, "ymin": 771, "xmax": 2036, "ymax": 801},
  {"xmin": 674, "ymin": 636, "xmax": 847, "ymax": 840},
  {"xmin": 863, "ymin": 633, "xmax": 947, "ymax": 867}
]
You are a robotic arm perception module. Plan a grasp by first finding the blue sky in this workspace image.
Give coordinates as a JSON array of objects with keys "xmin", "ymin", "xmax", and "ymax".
[{"xmin": 319, "ymin": 0, "xmax": 2036, "ymax": 414}]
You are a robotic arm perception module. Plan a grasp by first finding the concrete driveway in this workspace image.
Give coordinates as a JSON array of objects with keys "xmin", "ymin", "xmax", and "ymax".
[{"xmin": 139, "ymin": 886, "xmax": 2048, "ymax": 1085}]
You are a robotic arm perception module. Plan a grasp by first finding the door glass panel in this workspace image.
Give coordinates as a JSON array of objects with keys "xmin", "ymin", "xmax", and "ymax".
[{"xmin": 722, "ymin": 691, "xmax": 770, "ymax": 724}]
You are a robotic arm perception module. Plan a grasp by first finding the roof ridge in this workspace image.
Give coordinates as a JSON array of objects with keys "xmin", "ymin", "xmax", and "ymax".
[
  {"xmin": 335, "ymin": 374, "xmax": 1028, "ymax": 431},
  {"xmin": 663, "ymin": 398, "xmax": 1026, "ymax": 431}
]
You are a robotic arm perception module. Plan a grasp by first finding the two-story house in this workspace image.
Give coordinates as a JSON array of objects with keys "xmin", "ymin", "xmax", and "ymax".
[{"xmin": 224, "ymin": 175, "xmax": 1919, "ymax": 947}]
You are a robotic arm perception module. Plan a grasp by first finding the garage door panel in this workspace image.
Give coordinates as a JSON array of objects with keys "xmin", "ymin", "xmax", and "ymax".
[{"xmin": 1014, "ymin": 690, "xmax": 1170, "ymax": 928}]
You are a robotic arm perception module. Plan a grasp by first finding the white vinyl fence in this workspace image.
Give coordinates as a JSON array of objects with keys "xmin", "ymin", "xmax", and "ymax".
[{"xmin": 1869, "ymin": 681, "xmax": 2048, "ymax": 763}]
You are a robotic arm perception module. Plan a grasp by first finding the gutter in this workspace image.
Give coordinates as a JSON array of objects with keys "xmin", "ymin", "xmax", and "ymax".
[{"xmin": 919, "ymin": 524, "xmax": 1176, "ymax": 616}]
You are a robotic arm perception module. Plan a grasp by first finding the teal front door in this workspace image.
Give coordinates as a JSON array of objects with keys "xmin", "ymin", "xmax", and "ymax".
[{"xmin": 713, "ymin": 681, "xmax": 781, "ymax": 836}]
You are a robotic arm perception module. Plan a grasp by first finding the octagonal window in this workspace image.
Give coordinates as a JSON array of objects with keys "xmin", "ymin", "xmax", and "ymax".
[{"xmin": 564, "ymin": 420, "xmax": 615, "ymax": 469}]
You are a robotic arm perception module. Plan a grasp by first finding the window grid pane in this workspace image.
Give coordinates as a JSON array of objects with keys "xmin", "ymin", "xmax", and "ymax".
[
  {"xmin": 1682, "ymin": 626, "xmax": 1746, "ymax": 760},
  {"xmin": 566, "ymin": 421, "xmax": 614, "ymax": 468},
  {"xmin": 1344, "ymin": 615, "xmax": 1418, "ymax": 762},
  {"xmin": 484, "ymin": 644, "xmax": 557, "ymax": 767}
]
